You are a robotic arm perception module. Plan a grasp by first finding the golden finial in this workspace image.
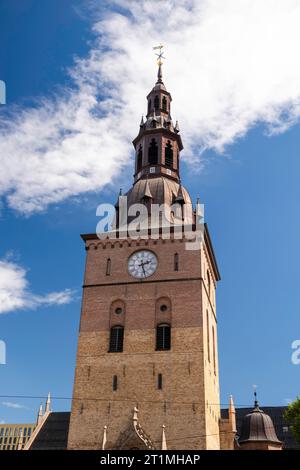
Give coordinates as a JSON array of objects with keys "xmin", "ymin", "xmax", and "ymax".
[{"xmin": 153, "ymin": 44, "xmax": 165, "ymax": 83}]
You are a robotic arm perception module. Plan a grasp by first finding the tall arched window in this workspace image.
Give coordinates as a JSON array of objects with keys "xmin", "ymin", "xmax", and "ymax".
[
  {"xmin": 174, "ymin": 253, "xmax": 179, "ymax": 271},
  {"xmin": 156, "ymin": 323, "xmax": 171, "ymax": 351},
  {"xmin": 154, "ymin": 95, "xmax": 159, "ymax": 110},
  {"xmin": 148, "ymin": 99, "xmax": 152, "ymax": 114},
  {"xmin": 165, "ymin": 141, "xmax": 173, "ymax": 168},
  {"xmin": 148, "ymin": 138, "xmax": 158, "ymax": 164},
  {"xmin": 162, "ymin": 96, "xmax": 167, "ymax": 112},
  {"xmin": 212, "ymin": 325, "xmax": 216, "ymax": 375},
  {"xmin": 207, "ymin": 270, "xmax": 211, "ymax": 298},
  {"xmin": 206, "ymin": 310, "xmax": 210, "ymax": 363},
  {"xmin": 137, "ymin": 145, "xmax": 143, "ymax": 172},
  {"xmin": 109, "ymin": 326, "xmax": 124, "ymax": 352}
]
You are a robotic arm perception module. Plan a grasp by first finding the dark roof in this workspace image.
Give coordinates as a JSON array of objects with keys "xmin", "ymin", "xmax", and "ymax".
[
  {"xmin": 221, "ymin": 406, "xmax": 299, "ymax": 450},
  {"xmin": 238, "ymin": 406, "xmax": 281, "ymax": 444},
  {"xmin": 30, "ymin": 412, "xmax": 70, "ymax": 450}
]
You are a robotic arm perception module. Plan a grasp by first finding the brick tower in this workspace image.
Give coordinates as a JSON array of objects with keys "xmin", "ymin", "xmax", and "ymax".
[{"xmin": 67, "ymin": 60, "xmax": 221, "ymax": 450}]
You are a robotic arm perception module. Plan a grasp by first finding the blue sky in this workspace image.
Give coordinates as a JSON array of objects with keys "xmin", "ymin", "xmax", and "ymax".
[{"xmin": 0, "ymin": 0, "xmax": 300, "ymax": 424}]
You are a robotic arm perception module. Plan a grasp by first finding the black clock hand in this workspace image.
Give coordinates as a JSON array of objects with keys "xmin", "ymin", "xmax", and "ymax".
[{"xmin": 138, "ymin": 260, "xmax": 150, "ymax": 276}]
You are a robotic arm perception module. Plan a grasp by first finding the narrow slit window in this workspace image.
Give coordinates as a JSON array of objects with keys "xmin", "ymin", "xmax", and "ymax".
[
  {"xmin": 106, "ymin": 258, "xmax": 111, "ymax": 276},
  {"xmin": 113, "ymin": 375, "xmax": 118, "ymax": 391},
  {"xmin": 174, "ymin": 253, "xmax": 179, "ymax": 271},
  {"xmin": 158, "ymin": 373, "xmax": 163, "ymax": 390}
]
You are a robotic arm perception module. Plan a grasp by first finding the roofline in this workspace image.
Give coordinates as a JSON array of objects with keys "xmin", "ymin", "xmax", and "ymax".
[
  {"xmin": 81, "ymin": 224, "xmax": 221, "ymax": 283},
  {"xmin": 204, "ymin": 223, "xmax": 221, "ymax": 281}
]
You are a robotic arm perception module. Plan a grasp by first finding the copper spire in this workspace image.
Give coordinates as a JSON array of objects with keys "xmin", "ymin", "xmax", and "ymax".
[{"xmin": 157, "ymin": 62, "xmax": 163, "ymax": 83}]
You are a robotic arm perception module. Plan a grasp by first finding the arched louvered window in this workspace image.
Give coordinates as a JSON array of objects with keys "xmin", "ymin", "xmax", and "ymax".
[
  {"xmin": 148, "ymin": 138, "xmax": 158, "ymax": 164},
  {"xmin": 148, "ymin": 99, "xmax": 152, "ymax": 113},
  {"xmin": 154, "ymin": 95, "xmax": 159, "ymax": 110},
  {"xmin": 162, "ymin": 96, "xmax": 167, "ymax": 112},
  {"xmin": 165, "ymin": 140, "xmax": 173, "ymax": 168},
  {"xmin": 137, "ymin": 145, "xmax": 143, "ymax": 172},
  {"xmin": 156, "ymin": 323, "xmax": 171, "ymax": 351},
  {"xmin": 106, "ymin": 258, "xmax": 111, "ymax": 276},
  {"xmin": 174, "ymin": 253, "xmax": 179, "ymax": 271},
  {"xmin": 109, "ymin": 326, "xmax": 124, "ymax": 352}
]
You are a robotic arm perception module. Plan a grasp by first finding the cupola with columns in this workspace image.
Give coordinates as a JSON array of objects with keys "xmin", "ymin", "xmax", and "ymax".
[{"xmin": 132, "ymin": 62, "xmax": 183, "ymax": 184}]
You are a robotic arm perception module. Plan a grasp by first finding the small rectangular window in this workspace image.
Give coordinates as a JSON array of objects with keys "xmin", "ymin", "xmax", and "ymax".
[
  {"xmin": 174, "ymin": 253, "xmax": 179, "ymax": 271},
  {"xmin": 106, "ymin": 258, "xmax": 111, "ymax": 276}
]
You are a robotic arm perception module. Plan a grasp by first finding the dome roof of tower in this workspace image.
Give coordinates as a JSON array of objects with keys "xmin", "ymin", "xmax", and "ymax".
[
  {"xmin": 238, "ymin": 405, "xmax": 282, "ymax": 445},
  {"xmin": 126, "ymin": 176, "xmax": 192, "ymax": 208}
]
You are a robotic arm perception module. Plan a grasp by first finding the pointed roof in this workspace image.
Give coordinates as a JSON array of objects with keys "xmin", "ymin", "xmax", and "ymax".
[
  {"xmin": 45, "ymin": 392, "xmax": 51, "ymax": 413},
  {"xmin": 102, "ymin": 425, "xmax": 107, "ymax": 450},
  {"xmin": 37, "ymin": 404, "xmax": 43, "ymax": 425},
  {"xmin": 229, "ymin": 395, "xmax": 235, "ymax": 414},
  {"xmin": 114, "ymin": 188, "xmax": 122, "ymax": 208}
]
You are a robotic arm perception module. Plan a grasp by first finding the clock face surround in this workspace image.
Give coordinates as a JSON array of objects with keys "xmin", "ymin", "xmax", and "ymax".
[{"xmin": 128, "ymin": 250, "xmax": 158, "ymax": 279}]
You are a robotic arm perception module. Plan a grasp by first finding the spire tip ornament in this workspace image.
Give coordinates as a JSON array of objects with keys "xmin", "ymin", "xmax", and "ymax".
[
  {"xmin": 153, "ymin": 44, "xmax": 165, "ymax": 83},
  {"xmin": 253, "ymin": 384, "xmax": 259, "ymax": 408}
]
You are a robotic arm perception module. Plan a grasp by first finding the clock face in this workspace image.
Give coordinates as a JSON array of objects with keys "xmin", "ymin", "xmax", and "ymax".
[{"xmin": 128, "ymin": 250, "xmax": 158, "ymax": 279}]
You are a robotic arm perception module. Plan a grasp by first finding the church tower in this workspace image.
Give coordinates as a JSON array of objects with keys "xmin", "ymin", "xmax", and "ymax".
[{"xmin": 67, "ymin": 60, "xmax": 221, "ymax": 450}]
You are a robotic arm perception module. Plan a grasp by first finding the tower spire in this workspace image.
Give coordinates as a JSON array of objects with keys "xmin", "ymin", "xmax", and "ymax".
[
  {"xmin": 253, "ymin": 384, "xmax": 259, "ymax": 408},
  {"xmin": 157, "ymin": 62, "xmax": 163, "ymax": 84},
  {"xmin": 153, "ymin": 44, "xmax": 165, "ymax": 84}
]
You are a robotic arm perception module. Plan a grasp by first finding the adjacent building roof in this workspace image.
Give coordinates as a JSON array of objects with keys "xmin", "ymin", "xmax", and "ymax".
[
  {"xmin": 221, "ymin": 406, "xmax": 299, "ymax": 450},
  {"xmin": 29, "ymin": 412, "xmax": 70, "ymax": 450},
  {"xmin": 238, "ymin": 404, "xmax": 281, "ymax": 445}
]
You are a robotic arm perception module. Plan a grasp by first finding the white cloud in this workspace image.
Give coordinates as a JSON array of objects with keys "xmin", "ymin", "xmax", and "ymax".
[
  {"xmin": 1, "ymin": 402, "xmax": 27, "ymax": 410},
  {"xmin": 0, "ymin": 259, "xmax": 74, "ymax": 314},
  {"xmin": 1, "ymin": 0, "xmax": 300, "ymax": 213}
]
